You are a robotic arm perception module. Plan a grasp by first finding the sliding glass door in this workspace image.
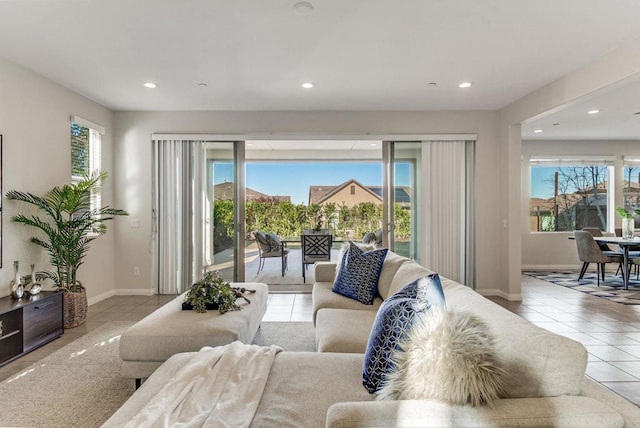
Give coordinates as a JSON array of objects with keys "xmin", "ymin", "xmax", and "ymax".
[
  {"xmin": 383, "ymin": 142, "xmax": 421, "ymax": 261},
  {"xmin": 153, "ymin": 139, "xmax": 246, "ymax": 294},
  {"xmin": 204, "ymin": 141, "xmax": 246, "ymax": 282},
  {"xmin": 384, "ymin": 139, "xmax": 475, "ymax": 286}
]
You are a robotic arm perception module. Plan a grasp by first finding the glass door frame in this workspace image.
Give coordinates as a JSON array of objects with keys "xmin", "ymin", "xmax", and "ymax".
[{"xmin": 382, "ymin": 140, "xmax": 422, "ymax": 262}]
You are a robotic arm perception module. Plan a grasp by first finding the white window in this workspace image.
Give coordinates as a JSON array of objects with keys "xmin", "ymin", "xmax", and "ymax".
[
  {"xmin": 71, "ymin": 115, "xmax": 104, "ymax": 211},
  {"xmin": 623, "ymin": 158, "xmax": 640, "ymax": 221},
  {"xmin": 529, "ymin": 157, "xmax": 613, "ymax": 232}
]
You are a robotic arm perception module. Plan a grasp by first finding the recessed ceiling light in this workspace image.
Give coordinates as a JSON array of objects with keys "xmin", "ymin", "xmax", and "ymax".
[
  {"xmin": 294, "ymin": 1, "xmax": 314, "ymax": 14},
  {"xmin": 198, "ymin": 82, "xmax": 208, "ymax": 87},
  {"xmin": 533, "ymin": 129, "xmax": 543, "ymax": 133},
  {"xmin": 143, "ymin": 82, "xmax": 158, "ymax": 89},
  {"xmin": 301, "ymin": 82, "xmax": 314, "ymax": 89},
  {"xmin": 552, "ymin": 122, "xmax": 560, "ymax": 126},
  {"xmin": 458, "ymin": 82, "xmax": 472, "ymax": 89},
  {"xmin": 634, "ymin": 111, "xmax": 640, "ymax": 115},
  {"xmin": 587, "ymin": 109, "xmax": 600, "ymax": 115},
  {"xmin": 427, "ymin": 82, "xmax": 438, "ymax": 87}
]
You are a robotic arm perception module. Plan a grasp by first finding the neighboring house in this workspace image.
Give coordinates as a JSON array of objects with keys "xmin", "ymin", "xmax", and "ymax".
[
  {"xmin": 213, "ymin": 182, "xmax": 291, "ymax": 202},
  {"xmin": 529, "ymin": 180, "xmax": 640, "ymax": 231},
  {"xmin": 309, "ymin": 179, "xmax": 411, "ymax": 208}
]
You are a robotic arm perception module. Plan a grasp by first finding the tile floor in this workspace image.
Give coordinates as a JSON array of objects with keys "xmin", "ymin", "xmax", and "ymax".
[{"xmin": 1, "ymin": 276, "xmax": 639, "ymax": 407}]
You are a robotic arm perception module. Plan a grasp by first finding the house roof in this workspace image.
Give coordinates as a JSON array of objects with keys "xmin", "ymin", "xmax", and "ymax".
[
  {"xmin": 309, "ymin": 179, "xmax": 381, "ymax": 205},
  {"xmin": 309, "ymin": 179, "xmax": 411, "ymax": 205},
  {"xmin": 214, "ymin": 182, "xmax": 290, "ymax": 202}
]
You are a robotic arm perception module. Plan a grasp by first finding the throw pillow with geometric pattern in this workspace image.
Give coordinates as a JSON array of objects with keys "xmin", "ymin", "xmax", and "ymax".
[
  {"xmin": 362, "ymin": 273, "xmax": 445, "ymax": 393},
  {"xmin": 332, "ymin": 241, "xmax": 388, "ymax": 305}
]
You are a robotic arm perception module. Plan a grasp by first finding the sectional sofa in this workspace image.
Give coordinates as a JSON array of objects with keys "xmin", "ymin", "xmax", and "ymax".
[{"xmin": 104, "ymin": 250, "xmax": 640, "ymax": 427}]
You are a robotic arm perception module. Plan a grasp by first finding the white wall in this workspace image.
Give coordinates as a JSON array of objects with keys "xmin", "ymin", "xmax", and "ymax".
[
  {"xmin": 521, "ymin": 139, "xmax": 640, "ymax": 270},
  {"xmin": 112, "ymin": 110, "xmax": 504, "ymax": 296},
  {"xmin": 0, "ymin": 57, "xmax": 115, "ymax": 301},
  {"xmin": 497, "ymin": 36, "xmax": 640, "ymax": 297}
]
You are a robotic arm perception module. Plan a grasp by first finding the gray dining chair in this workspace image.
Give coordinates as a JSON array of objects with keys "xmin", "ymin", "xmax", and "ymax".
[
  {"xmin": 574, "ymin": 230, "xmax": 624, "ymax": 286},
  {"xmin": 301, "ymin": 233, "xmax": 333, "ymax": 283},
  {"xmin": 582, "ymin": 227, "xmax": 614, "ymax": 251}
]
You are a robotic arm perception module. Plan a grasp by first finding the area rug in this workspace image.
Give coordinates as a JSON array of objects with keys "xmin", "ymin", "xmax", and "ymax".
[
  {"xmin": 0, "ymin": 321, "xmax": 136, "ymax": 428},
  {"xmin": 523, "ymin": 271, "xmax": 640, "ymax": 305},
  {"xmin": 0, "ymin": 321, "xmax": 316, "ymax": 427}
]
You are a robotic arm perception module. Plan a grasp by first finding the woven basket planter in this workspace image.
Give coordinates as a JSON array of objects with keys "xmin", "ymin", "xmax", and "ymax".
[{"xmin": 63, "ymin": 282, "xmax": 87, "ymax": 329}]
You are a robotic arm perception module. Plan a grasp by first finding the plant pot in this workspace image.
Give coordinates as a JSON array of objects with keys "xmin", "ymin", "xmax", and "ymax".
[{"xmin": 63, "ymin": 283, "xmax": 87, "ymax": 328}]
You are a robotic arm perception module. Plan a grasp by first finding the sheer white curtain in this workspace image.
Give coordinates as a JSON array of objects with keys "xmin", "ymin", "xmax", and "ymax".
[
  {"xmin": 152, "ymin": 139, "xmax": 206, "ymax": 294},
  {"xmin": 422, "ymin": 140, "xmax": 475, "ymax": 286}
]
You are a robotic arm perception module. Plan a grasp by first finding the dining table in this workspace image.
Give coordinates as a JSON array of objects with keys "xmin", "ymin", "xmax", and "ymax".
[{"xmin": 594, "ymin": 236, "xmax": 640, "ymax": 290}]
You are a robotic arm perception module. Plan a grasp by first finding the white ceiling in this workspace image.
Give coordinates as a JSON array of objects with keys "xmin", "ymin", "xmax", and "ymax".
[{"xmin": 1, "ymin": 0, "xmax": 640, "ymax": 138}]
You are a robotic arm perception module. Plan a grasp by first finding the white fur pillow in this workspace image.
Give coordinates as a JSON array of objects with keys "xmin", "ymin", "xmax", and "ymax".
[{"xmin": 377, "ymin": 307, "xmax": 505, "ymax": 406}]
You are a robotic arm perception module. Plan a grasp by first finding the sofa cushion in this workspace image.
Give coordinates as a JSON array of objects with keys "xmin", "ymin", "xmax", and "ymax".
[
  {"xmin": 362, "ymin": 274, "xmax": 445, "ymax": 393},
  {"xmin": 332, "ymin": 242, "xmax": 388, "ymax": 305},
  {"xmin": 441, "ymin": 277, "xmax": 588, "ymax": 398},
  {"xmin": 312, "ymin": 282, "xmax": 382, "ymax": 324},
  {"xmin": 386, "ymin": 260, "xmax": 432, "ymax": 298},
  {"xmin": 376, "ymin": 251, "xmax": 412, "ymax": 300},
  {"xmin": 377, "ymin": 307, "xmax": 505, "ymax": 406},
  {"xmin": 316, "ymin": 309, "xmax": 377, "ymax": 353}
]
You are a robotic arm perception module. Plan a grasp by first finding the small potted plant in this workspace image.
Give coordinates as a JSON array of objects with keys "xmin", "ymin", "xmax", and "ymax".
[
  {"xmin": 7, "ymin": 172, "xmax": 128, "ymax": 328},
  {"xmin": 183, "ymin": 271, "xmax": 249, "ymax": 314}
]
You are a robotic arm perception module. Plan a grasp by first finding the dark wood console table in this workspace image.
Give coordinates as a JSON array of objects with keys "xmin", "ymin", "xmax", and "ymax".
[{"xmin": 0, "ymin": 291, "xmax": 64, "ymax": 367}]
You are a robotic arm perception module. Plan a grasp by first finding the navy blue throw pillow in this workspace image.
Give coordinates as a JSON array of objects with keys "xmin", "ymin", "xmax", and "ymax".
[
  {"xmin": 332, "ymin": 241, "xmax": 388, "ymax": 305},
  {"xmin": 362, "ymin": 273, "xmax": 445, "ymax": 393}
]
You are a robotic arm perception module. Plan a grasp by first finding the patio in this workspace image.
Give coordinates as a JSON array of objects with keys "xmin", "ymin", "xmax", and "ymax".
[{"xmin": 209, "ymin": 240, "xmax": 345, "ymax": 292}]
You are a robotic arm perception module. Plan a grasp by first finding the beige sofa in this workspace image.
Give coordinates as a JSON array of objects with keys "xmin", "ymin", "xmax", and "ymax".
[{"xmin": 104, "ymin": 252, "xmax": 640, "ymax": 427}]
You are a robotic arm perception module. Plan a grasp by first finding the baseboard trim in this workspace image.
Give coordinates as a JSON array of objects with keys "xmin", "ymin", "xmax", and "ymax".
[
  {"xmin": 476, "ymin": 288, "xmax": 522, "ymax": 301},
  {"xmin": 114, "ymin": 288, "xmax": 155, "ymax": 296},
  {"xmin": 88, "ymin": 288, "xmax": 155, "ymax": 306},
  {"xmin": 522, "ymin": 264, "xmax": 582, "ymax": 271},
  {"xmin": 88, "ymin": 289, "xmax": 115, "ymax": 306}
]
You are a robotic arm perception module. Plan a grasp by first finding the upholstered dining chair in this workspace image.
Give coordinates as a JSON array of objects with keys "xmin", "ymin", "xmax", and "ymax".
[
  {"xmin": 254, "ymin": 231, "xmax": 289, "ymax": 276},
  {"xmin": 582, "ymin": 227, "xmax": 613, "ymax": 251},
  {"xmin": 301, "ymin": 233, "xmax": 333, "ymax": 283},
  {"xmin": 574, "ymin": 230, "xmax": 624, "ymax": 286}
]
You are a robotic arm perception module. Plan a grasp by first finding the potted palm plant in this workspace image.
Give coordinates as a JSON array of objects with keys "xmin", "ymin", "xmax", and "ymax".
[{"xmin": 6, "ymin": 171, "xmax": 128, "ymax": 328}]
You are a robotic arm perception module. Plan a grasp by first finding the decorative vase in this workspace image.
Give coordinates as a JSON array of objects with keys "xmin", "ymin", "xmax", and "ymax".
[
  {"xmin": 27, "ymin": 264, "xmax": 42, "ymax": 296},
  {"xmin": 63, "ymin": 282, "xmax": 88, "ymax": 328},
  {"xmin": 9, "ymin": 260, "xmax": 24, "ymax": 300},
  {"xmin": 622, "ymin": 217, "xmax": 635, "ymax": 240}
]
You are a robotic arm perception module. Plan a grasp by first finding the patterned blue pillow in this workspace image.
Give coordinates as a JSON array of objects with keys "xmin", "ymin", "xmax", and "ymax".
[
  {"xmin": 332, "ymin": 242, "xmax": 388, "ymax": 305},
  {"xmin": 362, "ymin": 273, "xmax": 445, "ymax": 393}
]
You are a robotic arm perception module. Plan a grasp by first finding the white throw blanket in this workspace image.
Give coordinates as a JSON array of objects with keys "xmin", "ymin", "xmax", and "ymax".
[{"xmin": 124, "ymin": 341, "xmax": 282, "ymax": 428}]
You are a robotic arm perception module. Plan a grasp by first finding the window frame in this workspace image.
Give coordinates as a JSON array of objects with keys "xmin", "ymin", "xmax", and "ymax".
[
  {"xmin": 528, "ymin": 156, "xmax": 614, "ymax": 233},
  {"xmin": 70, "ymin": 116, "xmax": 104, "ymax": 214}
]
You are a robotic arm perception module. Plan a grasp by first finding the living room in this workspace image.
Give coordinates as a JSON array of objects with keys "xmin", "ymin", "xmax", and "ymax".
[{"xmin": 1, "ymin": 1, "xmax": 640, "ymax": 426}]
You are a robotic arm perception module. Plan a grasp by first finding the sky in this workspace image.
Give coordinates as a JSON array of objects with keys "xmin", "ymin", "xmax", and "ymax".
[{"xmin": 212, "ymin": 162, "xmax": 411, "ymax": 205}]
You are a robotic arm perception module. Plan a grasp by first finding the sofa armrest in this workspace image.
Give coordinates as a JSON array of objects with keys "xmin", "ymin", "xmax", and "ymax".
[
  {"xmin": 315, "ymin": 262, "xmax": 337, "ymax": 282},
  {"xmin": 326, "ymin": 397, "xmax": 623, "ymax": 428}
]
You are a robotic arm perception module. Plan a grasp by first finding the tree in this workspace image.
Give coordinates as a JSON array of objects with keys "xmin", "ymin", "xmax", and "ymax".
[{"xmin": 547, "ymin": 166, "xmax": 608, "ymax": 231}]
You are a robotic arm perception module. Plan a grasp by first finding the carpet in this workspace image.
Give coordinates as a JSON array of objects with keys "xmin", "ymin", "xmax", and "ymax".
[
  {"xmin": 0, "ymin": 320, "xmax": 316, "ymax": 427},
  {"xmin": 523, "ymin": 270, "xmax": 640, "ymax": 305}
]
